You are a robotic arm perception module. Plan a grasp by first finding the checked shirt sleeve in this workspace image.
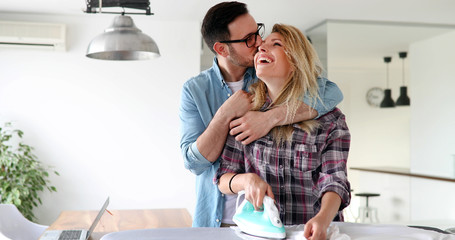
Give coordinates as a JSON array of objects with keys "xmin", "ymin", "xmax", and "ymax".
[
  {"xmin": 214, "ymin": 135, "xmax": 245, "ymax": 184},
  {"xmin": 316, "ymin": 112, "xmax": 351, "ymax": 210}
]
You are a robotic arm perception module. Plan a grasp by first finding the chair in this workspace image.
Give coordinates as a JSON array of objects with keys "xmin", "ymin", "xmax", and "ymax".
[
  {"xmin": 0, "ymin": 231, "xmax": 12, "ymax": 240},
  {"xmin": 0, "ymin": 204, "xmax": 48, "ymax": 240},
  {"xmin": 354, "ymin": 193, "xmax": 380, "ymax": 223}
]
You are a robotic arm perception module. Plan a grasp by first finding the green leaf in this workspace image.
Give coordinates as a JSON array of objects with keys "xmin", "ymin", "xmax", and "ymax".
[
  {"xmin": 0, "ymin": 122, "xmax": 59, "ymax": 221},
  {"xmin": 17, "ymin": 130, "xmax": 24, "ymax": 138}
]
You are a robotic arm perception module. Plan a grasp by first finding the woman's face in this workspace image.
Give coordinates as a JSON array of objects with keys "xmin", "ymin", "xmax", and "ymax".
[{"xmin": 254, "ymin": 32, "xmax": 293, "ymax": 90}]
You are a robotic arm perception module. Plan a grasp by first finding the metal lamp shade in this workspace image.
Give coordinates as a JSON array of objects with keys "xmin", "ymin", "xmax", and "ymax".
[
  {"xmin": 396, "ymin": 86, "xmax": 410, "ymax": 106},
  {"xmin": 86, "ymin": 15, "xmax": 160, "ymax": 60},
  {"xmin": 380, "ymin": 89, "xmax": 395, "ymax": 108}
]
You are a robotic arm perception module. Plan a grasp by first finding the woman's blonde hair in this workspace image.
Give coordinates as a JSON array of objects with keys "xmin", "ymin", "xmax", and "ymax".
[{"xmin": 250, "ymin": 23, "xmax": 323, "ymax": 144}]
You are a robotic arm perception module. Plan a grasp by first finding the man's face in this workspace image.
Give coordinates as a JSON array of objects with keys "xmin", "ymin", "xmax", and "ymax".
[{"xmin": 225, "ymin": 14, "xmax": 262, "ymax": 68}]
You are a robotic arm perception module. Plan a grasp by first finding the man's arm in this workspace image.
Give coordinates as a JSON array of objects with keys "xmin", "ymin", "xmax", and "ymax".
[
  {"xmin": 180, "ymin": 84, "xmax": 212, "ymax": 175},
  {"xmin": 180, "ymin": 86, "xmax": 253, "ymax": 175},
  {"xmin": 305, "ymin": 77, "xmax": 343, "ymax": 118},
  {"xmin": 230, "ymin": 77, "xmax": 343, "ymax": 145},
  {"xmin": 196, "ymin": 90, "xmax": 252, "ymax": 162},
  {"xmin": 229, "ymin": 103, "xmax": 315, "ymax": 145}
]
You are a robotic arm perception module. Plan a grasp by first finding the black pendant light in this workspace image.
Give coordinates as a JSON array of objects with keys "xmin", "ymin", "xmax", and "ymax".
[
  {"xmin": 396, "ymin": 51, "xmax": 410, "ymax": 106},
  {"xmin": 380, "ymin": 56, "xmax": 395, "ymax": 108}
]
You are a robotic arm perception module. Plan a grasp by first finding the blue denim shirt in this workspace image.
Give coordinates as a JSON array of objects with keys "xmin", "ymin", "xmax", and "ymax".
[{"xmin": 179, "ymin": 58, "xmax": 343, "ymax": 227}]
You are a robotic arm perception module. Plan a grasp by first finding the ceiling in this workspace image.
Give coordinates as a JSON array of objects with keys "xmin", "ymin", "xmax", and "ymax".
[
  {"xmin": 2, "ymin": 0, "xmax": 455, "ymax": 71},
  {"xmin": 1, "ymin": 0, "xmax": 455, "ymax": 31},
  {"xmin": 306, "ymin": 20, "xmax": 455, "ymax": 71}
]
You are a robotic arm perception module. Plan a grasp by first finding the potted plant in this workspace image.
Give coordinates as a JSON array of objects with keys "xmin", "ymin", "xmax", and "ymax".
[{"xmin": 0, "ymin": 122, "xmax": 58, "ymax": 221}]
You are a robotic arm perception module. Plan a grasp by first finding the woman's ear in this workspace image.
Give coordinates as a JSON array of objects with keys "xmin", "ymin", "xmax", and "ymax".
[{"xmin": 213, "ymin": 42, "xmax": 229, "ymax": 57}]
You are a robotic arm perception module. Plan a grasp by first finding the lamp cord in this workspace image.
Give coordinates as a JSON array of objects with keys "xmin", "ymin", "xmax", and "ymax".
[
  {"xmin": 386, "ymin": 63, "xmax": 390, "ymax": 88},
  {"xmin": 402, "ymin": 59, "xmax": 405, "ymax": 85}
]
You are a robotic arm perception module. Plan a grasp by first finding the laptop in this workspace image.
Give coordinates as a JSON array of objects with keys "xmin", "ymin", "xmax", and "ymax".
[{"xmin": 41, "ymin": 197, "xmax": 110, "ymax": 240}]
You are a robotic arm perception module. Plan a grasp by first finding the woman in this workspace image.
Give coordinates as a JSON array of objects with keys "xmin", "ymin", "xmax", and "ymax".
[{"xmin": 216, "ymin": 24, "xmax": 351, "ymax": 240}]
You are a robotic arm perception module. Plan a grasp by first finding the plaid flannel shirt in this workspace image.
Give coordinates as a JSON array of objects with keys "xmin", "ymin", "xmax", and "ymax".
[{"xmin": 216, "ymin": 108, "xmax": 351, "ymax": 225}]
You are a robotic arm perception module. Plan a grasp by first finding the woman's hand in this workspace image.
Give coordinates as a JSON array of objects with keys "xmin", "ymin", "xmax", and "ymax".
[
  {"xmin": 302, "ymin": 215, "xmax": 329, "ymax": 240},
  {"xmin": 303, "ymin": 192, "xmax": 342, "ymax": 240},
  {"xmin": 243, "ymin": 173, "xmax": 274, "ymax": 210}
]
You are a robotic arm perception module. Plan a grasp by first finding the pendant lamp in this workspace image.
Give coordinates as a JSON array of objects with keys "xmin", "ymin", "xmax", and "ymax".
[
  {"xmin": 396, "ymin": 51, "xmax": 410, "ymax": 106},
  {"xmin": 85, "ymin": 0, "xmax": 160, "ymax": 61},
  {"xmin": 86, "ymin": 14, "xmax": 160, "ymax": 60},
  {"xmin": 380, "ymin": 56, "xmax": 395, "ymax": 108}
]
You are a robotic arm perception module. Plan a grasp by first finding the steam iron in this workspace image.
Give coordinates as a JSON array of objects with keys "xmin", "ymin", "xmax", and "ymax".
[{"xmin": 233, "ymin": 191, "xmax": 286, "ymax": 239}]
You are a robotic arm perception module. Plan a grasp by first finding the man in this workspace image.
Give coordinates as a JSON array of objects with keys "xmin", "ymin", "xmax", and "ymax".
[{"xmin": 179, "ymin": 1, "xmax": 343, "ymax": 227}]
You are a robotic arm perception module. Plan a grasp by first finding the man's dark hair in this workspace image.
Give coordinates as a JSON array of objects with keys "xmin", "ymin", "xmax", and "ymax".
[{"xmin": 201, "ymin": 1, "xmax": 248, "ymax": 54}]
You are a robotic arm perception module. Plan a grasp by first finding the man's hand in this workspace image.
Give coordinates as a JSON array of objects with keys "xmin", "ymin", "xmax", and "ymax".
[
  {"xmin": 229, "ymin": 111, "xmax": 274, "ymax": 145},
  {"xmin": 243, "ymin": 173, "xmax": 274, "ymax": 211},
  {"xmin": 220, "ymin": 90, "xmax": 253, "ymax": 120}
]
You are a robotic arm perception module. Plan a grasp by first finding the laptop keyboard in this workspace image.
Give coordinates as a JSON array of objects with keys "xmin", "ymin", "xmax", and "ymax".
[{"xmin": 58, "ymin": 230, "xmax": 82, "ymax": 240}]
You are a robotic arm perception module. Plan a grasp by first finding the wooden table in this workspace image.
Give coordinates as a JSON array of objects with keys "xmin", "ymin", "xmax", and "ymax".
[{"xmin": 43, "ymin": 208, "xmax": 192, "ymax": 240}]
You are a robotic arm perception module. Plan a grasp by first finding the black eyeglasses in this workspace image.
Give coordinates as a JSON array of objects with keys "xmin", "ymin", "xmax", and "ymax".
[{"xmin": 220, "ymin": 23, "xmax": 265, "ymax": 48}]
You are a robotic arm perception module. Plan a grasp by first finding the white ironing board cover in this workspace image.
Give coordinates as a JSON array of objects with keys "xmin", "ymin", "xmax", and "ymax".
[
  {"xmin": 100, "ymin": 227, "xmax": 242, "ymax": 240},
  {"xmin": 100, "ymin": 222, "xmax": 455, "ymax": 240}
]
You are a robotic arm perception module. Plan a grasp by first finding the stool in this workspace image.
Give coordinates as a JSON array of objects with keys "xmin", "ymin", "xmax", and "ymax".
[{"xmin": 355, "ymin": 193, "xmax": 380, "ymax": 223}]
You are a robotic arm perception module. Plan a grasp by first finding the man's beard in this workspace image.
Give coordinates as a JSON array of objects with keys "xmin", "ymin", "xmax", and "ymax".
[{"xmin": 228, "ymin": 45, "xmax": 256, "ymax": 68}]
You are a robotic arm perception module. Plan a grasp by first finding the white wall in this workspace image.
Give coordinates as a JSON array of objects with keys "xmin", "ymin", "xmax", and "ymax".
[
  {"xmin": 324, "ymin": 22, "xmax": 455, "ymax": 227},
  {"xmin": 329, "ymin": 68, "xmax": 412, "ymax": 225},
  {"xmin": 326, "ymin": 22, "xmax": 411, "ymax": 170},
  {"xmin": 0, "ymin": 13, "xmax": 200, "ymax": 225},
  {"xmin": 323, "ymin": 22, "xmax": 411, "ymax": 224},
  {"xmin": 409, "ymin": 30, "xmax": 455, "ymax": 222}
]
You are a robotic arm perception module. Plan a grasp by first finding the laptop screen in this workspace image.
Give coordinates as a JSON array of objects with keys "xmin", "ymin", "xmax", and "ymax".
[{"xmin": 86, "ymin": 197, "xmax": 110, "ymax": 239}]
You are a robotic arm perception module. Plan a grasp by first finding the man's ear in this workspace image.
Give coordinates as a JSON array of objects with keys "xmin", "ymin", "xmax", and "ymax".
[{"xmin": 213, "ymin": 42, "xmax": 229, "ymax": 57}]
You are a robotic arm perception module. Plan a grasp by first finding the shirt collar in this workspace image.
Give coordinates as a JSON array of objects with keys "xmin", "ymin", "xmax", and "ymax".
[
  {"xmin": 212, "ymin": 57, "xmax": 256, "ymax": 87},
  {"xmin": 212, "ymin": 57, "xmax": 224, "ymax": 85}
]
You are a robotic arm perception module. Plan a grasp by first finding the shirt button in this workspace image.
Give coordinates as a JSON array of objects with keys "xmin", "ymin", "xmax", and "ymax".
[
  {"xmin": 280, "ymin": 185, "xmax": 284, "ymax": 188},
  {"xmin": 216, "ymin": 219, "xmax": 220, "ymax": 222},
  {"xmin": 227, "ymin": 93, "xmax": 231, "ymax": 97},
  {"xmin": 221, "ymin": 194, "xmax": 225, "ymax": 197},
  {"xmin": 279, "ymin": 165, "xmax": 283, "ymax": 169}
]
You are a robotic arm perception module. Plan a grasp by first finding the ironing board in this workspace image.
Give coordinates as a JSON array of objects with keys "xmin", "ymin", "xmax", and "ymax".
[
  {"xmin": 100, "ymin": 227, "xmax": 242, "ymax": 240},
  {"xmin": 100, "ymin": 223, "xmax": 455, "ymax": 240}
]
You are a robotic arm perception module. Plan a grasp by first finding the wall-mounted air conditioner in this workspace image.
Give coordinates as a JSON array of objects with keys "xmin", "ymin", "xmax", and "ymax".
[{"xmin": 0, "ymin": 20, "xmax": 66, "ymax": 51}]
